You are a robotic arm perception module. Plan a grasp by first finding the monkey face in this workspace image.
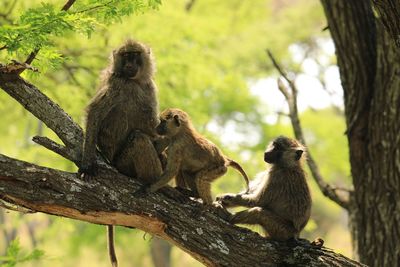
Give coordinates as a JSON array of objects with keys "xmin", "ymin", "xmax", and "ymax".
[
  {"xmin": 156, "ymin": 108, "xmax": 192, "ymax": 137},
  {"xmin": 156, "ymin": 113, "xmax": 181, "ymax": 137},
  {"xmin": 114, "ymin": 50, "xmax": 143, "ymax": 78},
  {"xmin": 264, "ymin": 136, "xmax": 304, "ymax": 166}
]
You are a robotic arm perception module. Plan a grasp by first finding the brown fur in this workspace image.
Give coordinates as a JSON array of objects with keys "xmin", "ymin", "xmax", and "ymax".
[
  {"xmin": 217, "ymin": 136, "xmax": 311, "ymax": 241},
  {"xmin": 80, "ymin": 39, "xmax": 162, "ymax": 181},
  {"xmin": 147, "ymin": 108, "xmax": 250, "ymax": 205},
  {"xmin": 80, "ymin": 40, "xmax": 163, "ymax": 267}
]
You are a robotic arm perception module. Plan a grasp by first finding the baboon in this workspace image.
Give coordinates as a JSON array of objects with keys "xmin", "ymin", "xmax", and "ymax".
[
  {"xmin": 217, "ymin": 136, "xmax": 311, "ymax": 241},
  {"xmin": 145, "ymin": 108, "xmax": 250, "ymax": 205},
  {"xmin": 79, "ymin": 40, "xmax": 163, "ymax": 267}
]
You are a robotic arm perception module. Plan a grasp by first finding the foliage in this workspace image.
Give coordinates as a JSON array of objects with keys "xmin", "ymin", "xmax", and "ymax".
[
  {"xmin": 0, "ymin": 239, "xmax": 44, "ymax": 267},
  {"xmin": 0, "ymin": 0, "xmax": 161, "ymax": 70}
]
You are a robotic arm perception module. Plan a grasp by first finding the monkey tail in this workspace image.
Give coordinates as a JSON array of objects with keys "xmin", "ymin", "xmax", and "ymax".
[
  {"xmin": 227, "ymin": 159, "xmax": 250, "ymax": 193},
  {"xmin": 107, "ymin": 225, "xmax": 118, "ymax": 267}
]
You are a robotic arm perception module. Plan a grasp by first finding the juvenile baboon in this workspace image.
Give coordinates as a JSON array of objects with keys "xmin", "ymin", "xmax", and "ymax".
[
  {"xmin": 217, "ymin": 136, "xmax": 311, "ymax": 241},
  {"xmin": 80, "ymin": 40, "xmax": 163, "ymax": 267},
  {"xmin": 145, "ymin": 108, "xmax": 250, "ymax": 205}
]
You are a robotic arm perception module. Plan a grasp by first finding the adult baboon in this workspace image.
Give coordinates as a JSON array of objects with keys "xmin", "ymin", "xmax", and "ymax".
[{"xmin": 80, "ymin": 39, "xmax": 163, "ymax": 267}]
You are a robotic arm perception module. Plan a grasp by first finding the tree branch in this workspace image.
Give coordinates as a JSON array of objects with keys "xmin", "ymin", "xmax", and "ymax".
[
  {"xmin": 266, "ymin": 50, "xmax": 352, "ymax": 210},
  {"xmin": 0, "ymin": 73, "xmax": 83, "ymax": 154},
  {"xmin": 62, "ymin": 0, "xmax": 77, "ymax": 11},
  {"xmin": 32, "ymin": 136, "xmax": 78, "ymax": 164},
  {"xmin": 0, "ymin": 154, "xmax": 365, "ymax": 267}
]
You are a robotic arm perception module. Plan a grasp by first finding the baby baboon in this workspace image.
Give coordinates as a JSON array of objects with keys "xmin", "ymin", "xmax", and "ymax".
[
  {"xmin": 146, "ymin": 108, "xmax": 250, "ymax": 205},
  {"xmin": 80, "ymin": 40, "xmax": 163, "ymax": 267},
  {"xmin": 217, "ymin": 136, "xmax": 311, "ymax": 241}
]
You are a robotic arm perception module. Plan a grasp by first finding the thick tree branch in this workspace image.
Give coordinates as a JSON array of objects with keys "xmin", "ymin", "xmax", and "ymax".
[
  {"xmin": 266, "ymin": 50, "xmax": 351, "ymax": 210},
  {"xmin": 0, "ymin": 154, "xmax": 365, "ymax": 267},
  {"xmin": 0, "ymin": 73, "xmax": 83, "ymax": 154}
]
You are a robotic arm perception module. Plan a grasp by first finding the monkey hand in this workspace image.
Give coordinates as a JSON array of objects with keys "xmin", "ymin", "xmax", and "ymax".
[
  {"xmin": 216, "ymin": 193, "xmax": 238, "ymax": 207},
  {"xmin": 78, "ymin": 161, "xmax": 98, "ymax": 179}
]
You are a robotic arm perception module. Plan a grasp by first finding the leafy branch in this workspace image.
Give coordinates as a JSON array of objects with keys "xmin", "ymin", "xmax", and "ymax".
[{"xmin": 0, "ymin": 0, "xmax": 162, "ymax": 70}]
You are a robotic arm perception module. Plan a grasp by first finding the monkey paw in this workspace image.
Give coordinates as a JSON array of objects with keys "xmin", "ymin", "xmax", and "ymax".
[
  {"xmin": 216, "ymin": 193, "xmax": 237, "ymax": 207},
  {"xmin": 77, "ymin": 162, "xmax": 98, "ymax": 179}
]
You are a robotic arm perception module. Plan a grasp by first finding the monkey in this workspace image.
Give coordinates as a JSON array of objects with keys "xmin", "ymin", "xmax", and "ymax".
[
  {"xmin": 144, "ymin": 108, "xmax": 250, "ymax": 206},
  {"xmin": 79, "ymin": 39, "xmax": 163, "ymax": 267},
  {"xmin": 216, "ymin": 136, "xmax": 311, "ymax": 241}
]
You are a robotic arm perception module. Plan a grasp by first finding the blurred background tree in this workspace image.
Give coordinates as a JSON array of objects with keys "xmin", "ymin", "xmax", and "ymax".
[{"xmin": 2, "ymin": 0, "xmax": 397, "ymax": 266}]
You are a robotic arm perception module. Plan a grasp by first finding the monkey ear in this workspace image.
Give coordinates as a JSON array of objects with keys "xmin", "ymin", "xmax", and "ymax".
[
  {"xmin": 173, "ymin": 115, "xmax": 181, "ymax": 127},
  {"xmin": 295, "ymin": 150, "xmax": 303, "ymax": 160}
]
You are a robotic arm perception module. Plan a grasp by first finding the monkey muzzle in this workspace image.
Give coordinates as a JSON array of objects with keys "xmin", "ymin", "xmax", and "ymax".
[
  {"xmin": 123, "ymin": 64, "xmax": 139, "ymax": 78},
  {"xmin": 264, "ymin": 151, "xmax": 281, "ymax": 163},
  {"xmin": 156, "ymin": 122, "xmax": 167, "ymax": 135}
]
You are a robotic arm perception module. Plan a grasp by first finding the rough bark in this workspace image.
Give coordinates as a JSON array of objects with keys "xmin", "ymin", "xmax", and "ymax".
[
  {"xmin": 372, "ymin": 0, "xmax": 400, "ymax": 47},
  {"xmin": 321, "ymin": 1, "xmax": 400, "ymax": 266},
  {"xmin": 0, "ymin": 153, "xmax": 365, "ymax": 267}
]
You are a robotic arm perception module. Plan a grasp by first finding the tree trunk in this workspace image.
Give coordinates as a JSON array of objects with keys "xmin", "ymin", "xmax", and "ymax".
[
  {"xmin": 372, "ymin": 0, "xmax": 400, "ymax": 47},
  {"xmin": 320, "ymin": 1, "xmax": 400, "ymax": 266}
]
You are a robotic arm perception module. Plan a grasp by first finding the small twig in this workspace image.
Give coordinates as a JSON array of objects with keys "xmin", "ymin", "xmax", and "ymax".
[
  {"xmin": 0, "ymin": 198, "xmax": 35, "ymax": 213},
  {"xmin": 266, "ymin": 50, "xmax": 352, "ymax": 210},
  {"xmin": 62, "ymin": 0, "xmax": 76, "ymax": 11},
  {"xmin": 76, "ymin": 0, "xmax": 114, "ymax": 13},
  {"xmin": 32, "ymin": 136, "xmax": 78, "ymax": 164},
  {"xmin": 266, "ymin": 49, "xmax": 296, "ymax": 90}
]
